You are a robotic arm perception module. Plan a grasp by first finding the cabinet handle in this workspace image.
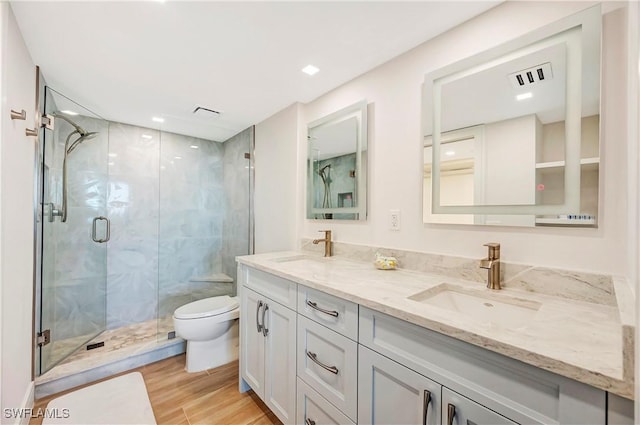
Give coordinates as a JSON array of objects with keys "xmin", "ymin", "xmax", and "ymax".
[
  {"xmin": 306, "ymin": 350, "xmax": 339, "ymax": 375},
  {"xmin": 306, "ymin": 300, "xmax": 339, "ymax": 317},
  {"xmin": 261, "ymin": 303, "xmax": 269, "ymax": 337},
  {"xmin": 447, "ymin": 403, "xmax": 456, "ymax": 425},
  {"xmin": 305, "ymin": 418, "xmax": 316, "ymax": 425},
  {"xmin": 256, "ymin": 300, "xmax": 264, "ymax": 333},
  {"xmin": 422, "ymin": 390, "xmax": 431, "ymax": 425}
]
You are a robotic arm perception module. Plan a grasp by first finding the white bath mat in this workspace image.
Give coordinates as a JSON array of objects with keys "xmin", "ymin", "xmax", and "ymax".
[{"xmin": 43, "ymin": 372, "xmax": 156, "ymax": 425}]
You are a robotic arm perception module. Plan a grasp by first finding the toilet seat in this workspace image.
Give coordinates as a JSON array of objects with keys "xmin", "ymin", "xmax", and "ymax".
[{"xmin": 174, "ymin": 295, "xmax": 239, "ymax": 320}]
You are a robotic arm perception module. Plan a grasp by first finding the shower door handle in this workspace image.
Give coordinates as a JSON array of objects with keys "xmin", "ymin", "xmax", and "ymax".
[{"xmin": 92, "ymin": 216, "xmax": 110, "ymax": 243}]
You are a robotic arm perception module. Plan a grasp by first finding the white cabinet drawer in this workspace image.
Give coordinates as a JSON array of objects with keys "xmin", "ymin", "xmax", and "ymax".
[
  {"xmin": 442, "ymin": 387, "xmax": 516, "ymax": 425},
  {"xmin": 297, "ymin": 378, "xmax": 355, "ymax": 425},
  {"xmin": 297, "ymin": 315, "xmax": 358, "ymax": 422},
  {"xmin": 298, "ymin": 285, "xmax": 358, "ymax": 340},
  {"xmin": 244, "ymin": 266, "xmax": 297, "ymax": 309}
]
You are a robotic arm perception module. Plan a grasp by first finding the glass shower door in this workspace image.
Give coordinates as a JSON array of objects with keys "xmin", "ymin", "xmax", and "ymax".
[{"xmin": 38, "ymin": 87, "xmax": 109, "ymax": 374}]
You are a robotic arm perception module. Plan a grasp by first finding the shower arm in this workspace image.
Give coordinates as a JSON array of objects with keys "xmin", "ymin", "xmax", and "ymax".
[{"xmin": 50, "ymin": 131, "xmax": 79, "ymax": 223}]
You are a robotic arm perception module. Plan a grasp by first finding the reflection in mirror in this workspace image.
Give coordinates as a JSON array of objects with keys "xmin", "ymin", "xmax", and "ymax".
[
  {"xmin": 423, "ymin": 6, "xmax": 600, "ymax": 227},
  {"xmin": 307, "ymin": 100, "xmax": 367, "ymax": 220}
]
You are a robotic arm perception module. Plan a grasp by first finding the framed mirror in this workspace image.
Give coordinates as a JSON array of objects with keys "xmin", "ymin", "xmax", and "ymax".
[
  {"xmin": 307, "ymin": 100, "xmax": 368, "ymax": 220},
  {"xmin": 422, "ymin": 6, "xmax": 600, "ymax": 227}
]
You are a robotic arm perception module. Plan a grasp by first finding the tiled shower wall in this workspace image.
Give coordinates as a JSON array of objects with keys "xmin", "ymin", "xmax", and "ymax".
[
  {"xmin": 222, "ymin": 127, "xmax": 252, "ymax": 291},
  {"xmin": 46, "ymin": 118, "xmax": 251, "ymax": 336}
]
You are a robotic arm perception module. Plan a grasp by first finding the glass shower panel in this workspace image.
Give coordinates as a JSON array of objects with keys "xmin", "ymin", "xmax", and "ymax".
[
  {"xmin": 39, "ymin": 87, "xmax": 109, "ymax": 373},
  {"xmin": 157, "ymin": 127, "xmax": 253, "ymax": 340}
]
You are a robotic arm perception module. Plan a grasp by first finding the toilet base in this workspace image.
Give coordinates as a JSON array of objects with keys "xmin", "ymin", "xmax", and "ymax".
[{"xmin": 185, "ymin": 320, "xmax": 239, "ymax": 373}]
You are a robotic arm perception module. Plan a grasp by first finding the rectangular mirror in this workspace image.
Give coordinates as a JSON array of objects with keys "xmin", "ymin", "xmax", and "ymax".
[
  {"xmin": 422, "ymin": 6, "xmax": 600, "ymax": 227},
  {"xmin": 307, "ymin": 100, "xmax": 368, "ymax": 220}
]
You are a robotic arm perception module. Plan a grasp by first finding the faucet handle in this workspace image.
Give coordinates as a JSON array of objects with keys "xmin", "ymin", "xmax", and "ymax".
[{"xmin": 483, "ymin": 242, "xmax": 500, "ymax": 259}]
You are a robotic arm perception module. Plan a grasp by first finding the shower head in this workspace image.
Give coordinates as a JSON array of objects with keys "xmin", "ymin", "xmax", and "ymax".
[
  {"xmin": 67, "ymin": 132, "xmax": 99, "ymax": 154},
  {"xmin": 53, "ymin": 112, "xmax": 91, "ymax": 138},
  {"xmin": 318, "ymin": 164, "xmax": 331, "ymax": 174}
]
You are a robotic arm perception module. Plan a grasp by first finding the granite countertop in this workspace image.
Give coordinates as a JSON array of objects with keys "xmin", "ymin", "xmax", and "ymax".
[{"xmin": 237, "ymin": 251, "xmax": 634, "ymax": 399}]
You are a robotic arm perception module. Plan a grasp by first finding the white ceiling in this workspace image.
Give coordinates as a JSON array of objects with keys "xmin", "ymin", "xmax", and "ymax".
[{"xmin": 11, "ymin": 1, "xmax": 500, "ymax": 142}]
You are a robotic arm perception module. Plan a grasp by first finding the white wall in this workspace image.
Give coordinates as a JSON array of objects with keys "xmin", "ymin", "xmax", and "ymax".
[
  {"xmin": 254, "ymin": 1, "xmax": 633, "ymax": 275},
  {"xmin": 627, "ymin": 0, "xmax": 640, "ymax": 413},
  {"xmin": 254, "ymin": 103, "xmax": 300, "ymax": 253},
  {"xmin": 0, "ymin": 3, "xmax": 36, "ymax": 423}
]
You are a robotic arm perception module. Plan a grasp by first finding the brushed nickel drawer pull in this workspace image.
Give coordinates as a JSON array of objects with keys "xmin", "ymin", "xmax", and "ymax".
[
  {"xmin": 306, "ymin": 300, "xmax": 339, "ymax": 317},
  {"xmin": 422, "ymin": 390, "xmax": 431, "ymax": 425},
  {"xmin": 447, "ymin": 403, "xmax": 456, "ymax": 425},
  {"xmin": 305, "ymin": 418, "xmax": 316, "ymax": 425},
  {"xmin": 256, "ymin": 300, "xmax": 263, "ymax": 333},
  {"xmin": 261, "ymin": 303, "xmax": 269, "ymax": 337},
  {"xmin": 25, "ymin": 128, "xmax": 38, "ymax": 137},
  {"xmin": 306, "ymin": 350, "xmax": 338, "ymax": 375}
]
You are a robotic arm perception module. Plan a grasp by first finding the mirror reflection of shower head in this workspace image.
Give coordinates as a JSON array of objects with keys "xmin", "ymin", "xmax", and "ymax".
[{"xmin": 318, "ymin": 164, "xmax": 331, "ymax": 174}]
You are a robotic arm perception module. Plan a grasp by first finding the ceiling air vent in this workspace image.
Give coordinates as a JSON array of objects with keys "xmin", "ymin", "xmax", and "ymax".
[
  {"xmin": 508, "ymin": 62, "xmax": 553, "ymax": 89},
  {"xmin": 192, "ymin": 106, "xmax": 223, "ymax": 117}
]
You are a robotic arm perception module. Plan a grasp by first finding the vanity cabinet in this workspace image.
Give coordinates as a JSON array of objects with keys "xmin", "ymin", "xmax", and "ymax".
[
  {"xmin": 239, "ymin": 264, "xmax": 625, "ymax": 425},
  {"xmin": 239, "ymin": 267, "xmax": 297, "ymax": 424},
  {"xmin": 359, "ymin": 306, "xmax": 607, "ymax": 425}
]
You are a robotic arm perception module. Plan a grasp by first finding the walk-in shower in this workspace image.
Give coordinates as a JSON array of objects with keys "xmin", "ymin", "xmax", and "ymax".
[{"xmin": 35, "ymin": 86, "xmax": 254, "ymax": 395}]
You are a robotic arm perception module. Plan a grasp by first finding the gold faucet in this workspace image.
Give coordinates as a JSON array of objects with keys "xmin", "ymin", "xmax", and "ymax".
[
  {"xmin": 312, "ymin": 230, "xmax": 332, "ymax": 257},
  {"xmin": 479, "ymin": 242, "xmax": 501, "ymax": 290}
]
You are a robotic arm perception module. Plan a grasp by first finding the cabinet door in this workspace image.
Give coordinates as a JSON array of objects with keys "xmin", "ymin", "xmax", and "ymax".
[
  {"xmin": 442, "ymin": 387, "xmax": 516, "ymax": 425},
  {"xmin": 264, "ymin": 299, "xmax": 297, "ymax": 424},
  {"xmin": 358, "ymin": 345, "xmax": 441, "ymax": 425},
  {"xmin": 240, "ymin": 287, "xmax": 265, "ymax": 398}
]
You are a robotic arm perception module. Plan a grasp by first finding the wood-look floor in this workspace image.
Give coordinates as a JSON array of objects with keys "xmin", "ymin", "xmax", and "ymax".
[{"xmin": 30, "ymin": 354, "xmax": 282, "ymax": 425}]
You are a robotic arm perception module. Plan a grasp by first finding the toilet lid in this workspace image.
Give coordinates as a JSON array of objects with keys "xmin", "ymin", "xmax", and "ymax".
[{"xmin": 174, "ymin": 296, "xmax": 239, "ymax": 319}]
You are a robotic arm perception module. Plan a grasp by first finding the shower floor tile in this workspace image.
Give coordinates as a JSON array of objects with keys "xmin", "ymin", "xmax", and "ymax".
[{"xmin": 37, "ymin": 316, "xmax": 178, "ymax": 385}]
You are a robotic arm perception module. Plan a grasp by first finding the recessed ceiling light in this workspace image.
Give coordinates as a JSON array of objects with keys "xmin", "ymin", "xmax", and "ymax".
[
  {"xmin": 141, "ymin": 134, "xmax": 153, "ymax": 140},
  {"xmin": 174, "ymin": 156, "xmax": 182, "ymax": 160},
  {"xmin": 516, "ymin": 92, "xmax": 533, "ymax": 101},
  {"xmin": 445, "ymin": 150, "xmax": 456, "ymax": 156},
  {"xmin": 108, "ymin": 153, "xmax": 117, "ymax": 158},
  {"xmin": 60, "ymin": 110, "xmax": 78, "ymax": 116},
  {"xmin": 190, "ymin": 145, "xmax": 199, "ymax": 149},
  {"xmin": 108, "ymin": 162, "xmax": 115, "ymax": 166},
  {"xmin": 152, "ymin": 116, "xmax": 165, "ymax": 123},
  {"xmin": 302, "ymin": 64, "xmax": 320, "ymax": 76}
]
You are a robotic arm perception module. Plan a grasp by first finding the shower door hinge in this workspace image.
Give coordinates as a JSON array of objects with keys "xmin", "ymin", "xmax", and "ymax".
[
  {"xmin": 41, "ymin": 114, "xmax": 54, "ymax": 130},
  {"xmin": 36, "ymin": 329, "xmax": 51, "ymax": 347}
]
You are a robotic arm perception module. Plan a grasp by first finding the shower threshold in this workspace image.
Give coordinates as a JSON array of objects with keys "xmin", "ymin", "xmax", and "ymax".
[{"xmin": 35, "ymin": 316, "xmax": 184, "ymax": 399}]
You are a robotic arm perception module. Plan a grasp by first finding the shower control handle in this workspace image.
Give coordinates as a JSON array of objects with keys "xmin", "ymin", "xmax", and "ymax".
[{"xmin": 91, "ymin": 216, "xmax": 110, "ymax": 243}]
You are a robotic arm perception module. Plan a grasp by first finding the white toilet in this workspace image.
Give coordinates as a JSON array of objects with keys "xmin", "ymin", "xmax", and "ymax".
[{"xmin": 173, "ymin": 295, "xmax": 240, "ymax": 373}]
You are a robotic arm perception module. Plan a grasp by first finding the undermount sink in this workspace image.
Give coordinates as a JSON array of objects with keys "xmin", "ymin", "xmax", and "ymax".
[
  {"xmin": 408, "ymin": 283, "xmax": 541, "ymax": 329},
  {"xmin": 270, "ymin": 254, "xmax": 327, "ymax": 264}
]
